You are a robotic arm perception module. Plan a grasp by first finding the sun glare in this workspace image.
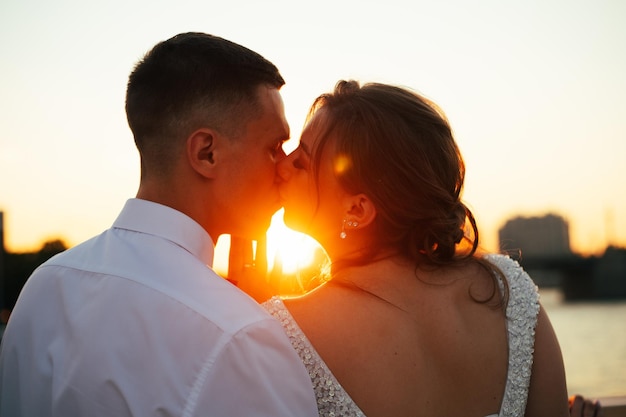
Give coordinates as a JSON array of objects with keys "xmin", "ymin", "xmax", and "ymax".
[
  {"xmin": 265, "ymin": 209, "xmax": 322, "ymax": 274},
  {"xmin": 213, "ymin": 210, "xmax": 324, "ymax": 278}
]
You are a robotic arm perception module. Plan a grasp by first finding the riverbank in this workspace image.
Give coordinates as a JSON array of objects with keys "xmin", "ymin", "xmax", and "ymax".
[{"xmin": 598, "ymin": 396, "xmax": 626, "ymax": 417}]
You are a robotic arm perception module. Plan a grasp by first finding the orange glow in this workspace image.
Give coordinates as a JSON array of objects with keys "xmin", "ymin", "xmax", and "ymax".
[
  {"xmin": 334, "ymin": 154, "xmax": 351, "ymax": 175},
  {"xmin": 213, "ymin": 210, "xmax": 325, "ymax": 280},
  {"xmin": 265, "ymin": 209, "xmax": 322, "ymax": 274}
]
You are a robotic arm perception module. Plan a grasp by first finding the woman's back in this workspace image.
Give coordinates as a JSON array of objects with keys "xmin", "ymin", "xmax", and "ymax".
[
  {"xmin": 283, "ymin": 257, "xmax": 507, "ymax": 416},
  {"xmin": 263, "ymin": 254, "xmax": 570, "ymax": 416}
]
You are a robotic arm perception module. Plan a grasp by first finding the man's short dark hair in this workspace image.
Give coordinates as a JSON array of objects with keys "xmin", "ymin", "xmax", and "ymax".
[{"xmin": 125, "ymin": 32, "xmax": 285, "ymax": 175}]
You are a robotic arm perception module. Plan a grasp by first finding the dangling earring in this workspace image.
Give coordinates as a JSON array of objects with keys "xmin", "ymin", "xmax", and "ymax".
[
  {"xmin": 340, "ymin": 219, "xmax": 359, "ymax": 239},
  {"xmin": 340, "ymin": 219, "xmax": 347, "ymax": 239}
]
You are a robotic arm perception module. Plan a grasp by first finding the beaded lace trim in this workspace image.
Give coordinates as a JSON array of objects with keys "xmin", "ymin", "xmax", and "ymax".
[
  {"xmin": 486, "ymin": 254, "xmax": 540, "ymax": 416},
  {"xmin": 263, "ymin": 298, "xmax": 366, "ymax": 416},
  {"xmin": 263, "ymin": 254, "xmax": 539, "ymax": 417}
]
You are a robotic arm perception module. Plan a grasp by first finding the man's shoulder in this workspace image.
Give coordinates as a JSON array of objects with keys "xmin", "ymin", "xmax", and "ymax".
[{"xmin": 47, "ymin": 229, "xmax": 273, "ymax": 331}]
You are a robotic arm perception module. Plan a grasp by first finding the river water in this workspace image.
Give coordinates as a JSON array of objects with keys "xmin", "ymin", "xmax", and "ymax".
[{"xmin": 539, "ymin": 288, "xmax": 626, "ymax": 398}]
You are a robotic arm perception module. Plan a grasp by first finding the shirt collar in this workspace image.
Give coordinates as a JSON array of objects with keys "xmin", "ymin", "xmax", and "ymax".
[{"xmin": 112, "ymin": 198, "xmax": 215, "ymax": 266}]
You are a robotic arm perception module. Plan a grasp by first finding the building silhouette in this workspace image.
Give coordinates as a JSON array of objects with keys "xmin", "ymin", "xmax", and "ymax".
[
  {"xmin": 498, "ymin": 213, "xmax": 572, "ymax": 258},
  {"xmin": 497, "ymin": 213, "xmax": 574, "ymax": 287},
  {"xmin": 498, "ymin": 213, "xmax": 626, "ymax": 299}
]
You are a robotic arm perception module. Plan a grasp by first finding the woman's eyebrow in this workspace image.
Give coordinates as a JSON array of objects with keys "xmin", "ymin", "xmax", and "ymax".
[{"xmin": 299, "ymin": 142, "xmax": 311, "ymax": 156}]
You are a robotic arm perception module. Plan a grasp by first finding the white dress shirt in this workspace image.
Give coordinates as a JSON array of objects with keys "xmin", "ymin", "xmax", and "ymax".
[{"xmin": 0, "ymin": 199, "xmax": 317, "ymax": 417}]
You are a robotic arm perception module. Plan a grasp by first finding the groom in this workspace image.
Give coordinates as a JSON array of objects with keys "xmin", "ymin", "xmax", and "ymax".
[{"xmin": 0, "ymin": 32, "xmax": 317, "ymax": 417}]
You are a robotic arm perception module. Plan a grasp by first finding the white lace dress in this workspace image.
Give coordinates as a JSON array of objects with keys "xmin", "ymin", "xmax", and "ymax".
[{"xmin": 262, "ymin": 254, "xmax": 540, "ymax": 417}]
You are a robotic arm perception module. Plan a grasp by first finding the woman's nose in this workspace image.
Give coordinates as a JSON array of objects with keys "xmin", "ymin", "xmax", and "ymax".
[{"xmin": 276, "ymin": 154, "xmax": 292, "ymax": 181}]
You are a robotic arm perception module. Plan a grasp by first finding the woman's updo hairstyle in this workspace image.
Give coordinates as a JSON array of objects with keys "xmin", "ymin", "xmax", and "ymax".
[{"xmin": 308, "ymin": 80, "xmax": 479, "ymax": 266}]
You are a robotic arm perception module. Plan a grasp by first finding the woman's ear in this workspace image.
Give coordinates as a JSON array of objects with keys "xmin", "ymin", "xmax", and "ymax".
[
  {"xmin": 343, "ymin": 193, "xmax": 377, "ymax": 229},
  {"xmin": 187, "ymin": 128, "xmax": 218, "ymax": 179}
]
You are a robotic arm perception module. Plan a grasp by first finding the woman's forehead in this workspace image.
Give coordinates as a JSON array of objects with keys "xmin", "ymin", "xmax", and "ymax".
[{"xmin": 301, "ymin": 109, "xmax": 331, "ymax": 148}]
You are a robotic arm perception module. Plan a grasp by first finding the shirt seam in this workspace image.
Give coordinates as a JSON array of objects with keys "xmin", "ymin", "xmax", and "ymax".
[{"xmin": 181, "ymin": 319, "xmax": 286, "ymax": 416}]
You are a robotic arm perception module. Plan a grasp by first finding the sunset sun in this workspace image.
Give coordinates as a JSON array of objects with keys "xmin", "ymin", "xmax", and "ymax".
[
  {"xmin": 214, "ymin": 210, "xmax": 325, "ymax": 282},
  {"xmin": 265, "ymin": 209, "xmax": 323, "ymax": 274}
]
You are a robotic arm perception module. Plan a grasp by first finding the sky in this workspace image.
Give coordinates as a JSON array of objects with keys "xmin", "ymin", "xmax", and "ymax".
[{"xmin": 1, "ymin": 0, "xmax": 625, "ymax": 268}]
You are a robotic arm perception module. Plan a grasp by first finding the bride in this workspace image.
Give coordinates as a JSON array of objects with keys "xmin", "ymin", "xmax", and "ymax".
[{"xmin": 236, "ymin": 80, "xmax": 569, "ymax": 416}]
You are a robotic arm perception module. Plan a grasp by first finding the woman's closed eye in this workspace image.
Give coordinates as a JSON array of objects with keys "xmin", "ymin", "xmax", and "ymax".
[
  {"xmin": 292, "ymin": 147, "xmax": 310, "ymax": 170},
  {"xmin": 293, "ymin": 158, "xmax": 305, "ymax": 169},
  {"xmin": 289, "ymin": 142, "xmax": 311, "ymax": 170}
]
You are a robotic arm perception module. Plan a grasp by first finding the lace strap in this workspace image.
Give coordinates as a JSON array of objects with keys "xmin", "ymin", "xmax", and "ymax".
[{"xmin": 485, "ymin": 254, "xmax": 540, "ymax": 417}]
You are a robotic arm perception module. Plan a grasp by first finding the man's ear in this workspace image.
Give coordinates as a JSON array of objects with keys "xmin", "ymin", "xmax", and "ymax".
[
  {"xmin": 187, "ymin": 128, "xmax": 219, "ymax": 179},
  {"xmin": 343, "ymin": 193, "xmax": 377, "ymax": 229}
]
